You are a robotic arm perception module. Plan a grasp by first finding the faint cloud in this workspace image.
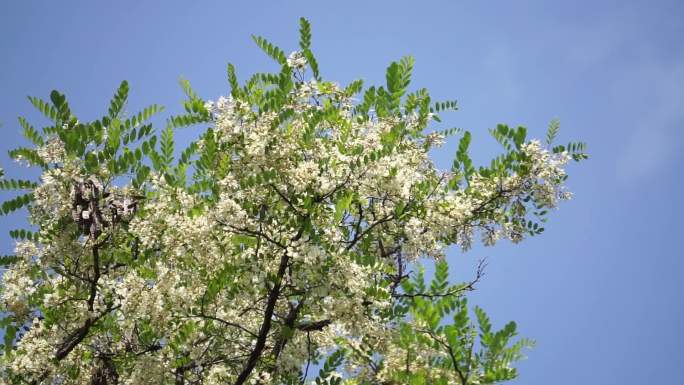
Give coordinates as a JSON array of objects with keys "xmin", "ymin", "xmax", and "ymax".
[
  {"xmin": 481, "ymin": 45, "xmax": 522, "ymax": 105},
  {"xmin": 547, "ymin": 5, "xmax": 684, "ymax": 182},
  {"xmin": 616, "ymin": 62, "xmax": 684, "ymax": 181}
]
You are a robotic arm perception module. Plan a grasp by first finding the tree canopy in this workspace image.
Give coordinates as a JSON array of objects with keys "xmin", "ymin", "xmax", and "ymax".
[{"xmin": 0, "ymin": 18, "xmax": 586, "ymax": 385}]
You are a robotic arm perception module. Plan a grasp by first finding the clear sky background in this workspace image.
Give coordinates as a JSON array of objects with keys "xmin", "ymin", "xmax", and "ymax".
[{"xmin": 1, "ymin": 1, "xmax": 683, "ymax": 384}]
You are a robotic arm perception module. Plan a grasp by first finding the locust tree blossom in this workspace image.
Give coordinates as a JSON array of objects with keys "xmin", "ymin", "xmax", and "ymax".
[{"xmin": 0, "ymin": 18, "xmax": 586, "ymax": 385}]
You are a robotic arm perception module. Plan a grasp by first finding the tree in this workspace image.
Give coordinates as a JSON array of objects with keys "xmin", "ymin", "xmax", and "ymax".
[{"xmin": 0, "ymin": 18, "xmax": 586, "ymax": 385}]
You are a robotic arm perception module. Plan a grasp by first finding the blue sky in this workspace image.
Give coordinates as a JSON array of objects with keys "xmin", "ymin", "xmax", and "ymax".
[{"xmin": 1, "ymin": 1, "xmax": 683, "ymax": 384}]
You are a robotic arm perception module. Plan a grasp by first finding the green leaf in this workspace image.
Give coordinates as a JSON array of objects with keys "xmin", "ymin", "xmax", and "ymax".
[
  {"xmin": 474, "ymin": 306, "xmax": 493, "ymax": 344},
  {"xmin": 166, "ymin": 113, "xmax": 210, "ymax": 130},
  {"xmin": 432, "ymin": 99, "xmax": 458, "ymax": 112},
  {"xmin": 132, "ymin": 165, "xmax": 151, "ymax": 188},
  {"xmin": 85, "ymin": 152, "xmax": 99, "ymax": 172},
  {"xmin": 334, "ymin": 192, "xmax": 353, "ymax": 222},
  {"xmin": 343, "ymin": 79, "xmax": 364, "ymax": 97},
  {"xmin": 27, "ymin": 96, "xmax": 58, "ymax": 122},
  {"xmin": 513, "ymin": 126, "xmax": 527, "ymax": 149},
  {"xmin": 49, "ymin": 90, "xmax": 71, "ymax": 121},
  {"xmin": 4, "ymin": 324, "xmax": 16, "ymax": 355},
  {"xmin": 108, "ymin": 80, "xmax": 129, "ymax": 119},
  {"xmin": 385, "ymin": 56, "xmax": 414, "ymax": 110},
  {"xmin": 314, "ymin": 349, "xmax": 346, "ymax": 385},
  {"xmin": 546, "ymin": 118, "xmax": 560, "ymax": 145},
  {"xmin": 0, "ymin": 255, "xmax": 19, "ymax": 267},
  {"xmin": 8, "ymin": 147, "xmax": 47, "ymax": 168},
  {"xmin": 299, "ymin": 17, "xmax": 312, "ymax": 51},
  {"xmin": 431, "ymin": 260, "xmax": 449, "ymax": 293},
  {"xmin": 9, "ymin": 229, "xmax": 35, "ymax": 240},
  {"xmin": 18, "ymin": 117, "xmax": 44, "ymax": 146},
  {"xmin": 0, "ymin": 193, "xmax": 33, "ymax": 215},
  {"xmin": 160, "ymin": 126, "xmax": 174, "ymax": 170},
  {"xmin": 0, "ymin": 179, "xmax": 37, "ymax": 191},
  {"xmin": 456, "ymin": 131, "xmax": 474, "ymax": 180},
  {"xmin": 179, "ymin": 77, "xmax": 200, "ymax": 101},
  {"xmin": 231, "ymin": 234, "xmax": 257, "ymax": 248},
  {"xmin": 227, "ymin": 63, "xmax": 240, "ymax": 97},
  {"xmin": 125, "ymin": 104, "xmax": 164, "ymax": 129},
  {"xmin": 303, "ymin": 49, "xmax": 320, "ymax": 80},
  {"xmin": 251, "ymin": 35, "xmax": 287, "ymax": 65},
  {"xmin": 178, "ymin": 141, "xmax": 198, "ymax": 165}
]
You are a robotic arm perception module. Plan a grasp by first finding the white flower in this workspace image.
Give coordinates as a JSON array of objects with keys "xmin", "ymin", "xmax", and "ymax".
[{"xmin": 287, "ymin": 50, "xmax": 307, "ymax": 69}]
